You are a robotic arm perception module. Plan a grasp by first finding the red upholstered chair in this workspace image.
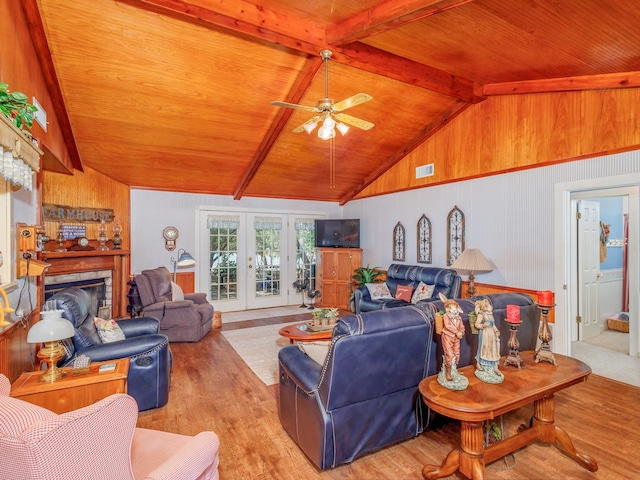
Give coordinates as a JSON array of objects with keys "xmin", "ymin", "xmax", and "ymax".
[
  {"xmin": 134, "ymin": 266, "xmax": 214, "ymax": 342},
  {"xmin": 0, "ymin": 374, "xmax": 220, "ymax": 480}
]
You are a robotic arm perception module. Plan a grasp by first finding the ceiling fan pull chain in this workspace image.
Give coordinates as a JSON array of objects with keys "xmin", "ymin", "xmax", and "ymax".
[{"xmin": 329, "ymin": 137, "xmax": 336, "ymax": 189}]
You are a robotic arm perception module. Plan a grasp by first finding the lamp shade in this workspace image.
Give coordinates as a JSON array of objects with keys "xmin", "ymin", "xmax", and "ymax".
[
  {"xmin": 451, "ymin": 248, "xmax": 493, "ymax": 273},
  {"xmin": 27, "ymin": 310, "xmax": 74, "ymax": 343},
  {"xmin": 176, "ymin": 249, "xmax": 196, "ymax": 267}
]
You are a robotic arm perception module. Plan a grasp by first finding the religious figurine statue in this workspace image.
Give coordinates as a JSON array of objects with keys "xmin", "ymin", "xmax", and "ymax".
[
  {"xmin": 437, "ymin": 293, "xmax": 468, "ymax": 390},
  {"xmin": 473, "ymin": 298, "xmax": 504, "ymax": 384}
]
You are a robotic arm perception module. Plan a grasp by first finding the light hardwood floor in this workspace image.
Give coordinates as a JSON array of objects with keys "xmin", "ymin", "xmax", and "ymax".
[{"xmin": 137, "ymin": 311, "xmax": 640, "ymax": 479}]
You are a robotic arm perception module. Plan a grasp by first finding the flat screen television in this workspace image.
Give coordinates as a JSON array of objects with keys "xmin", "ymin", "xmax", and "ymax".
[{"xmin": 315, "ymin": 219, "xmax": 360, "ymax": 248}]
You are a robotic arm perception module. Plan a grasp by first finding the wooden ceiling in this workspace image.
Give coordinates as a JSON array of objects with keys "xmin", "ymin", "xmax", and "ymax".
[{"xmin": 22, "ymin": 0, "xmax": 640, "ymax": 204}]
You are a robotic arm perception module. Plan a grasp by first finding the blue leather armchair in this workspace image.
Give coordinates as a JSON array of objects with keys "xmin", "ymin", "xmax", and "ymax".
[
  {"xmin": 50, "ymin": 287, "xmax": 171, "ymax": 412},
  {"xmin": 355, "ymin": 264, "xmax": 462, "ymax": 314},
  {"xmin": 278, "ymin": 306, "xmax": 435, "ymax": 470},
  {"xmin": 278, "ymin": 292, "xmax": 540, "ymax": 470}
]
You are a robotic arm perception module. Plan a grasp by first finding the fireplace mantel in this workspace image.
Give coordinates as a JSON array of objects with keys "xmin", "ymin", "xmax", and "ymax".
[{"xmin": 40, "ymin": 250, "xmax": 130, "ymax": 318}]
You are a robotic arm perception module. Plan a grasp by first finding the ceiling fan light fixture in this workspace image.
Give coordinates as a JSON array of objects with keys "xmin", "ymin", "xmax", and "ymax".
[
  {"xmin": 336, "ymin": 122, "xmax": 350, "ymax": 136},
  {"xmin": 318, "ymin": 125, "xmax": 335, "ymax": 140},
  {"xmin": 303, "ymin": 122, "xmax": 318, "ymax": 134}
]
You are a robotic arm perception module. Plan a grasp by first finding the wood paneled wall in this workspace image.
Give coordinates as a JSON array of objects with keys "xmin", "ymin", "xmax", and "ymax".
[
  {"xmin": 357, "ymin": 89, "xmax": 640, "ymax": 198},
  {"xmin": 42, "ymin": 167, "xmax": 130, "ymax": 249}
]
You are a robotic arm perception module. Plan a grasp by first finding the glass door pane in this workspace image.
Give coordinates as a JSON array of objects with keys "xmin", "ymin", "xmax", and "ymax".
[{"xmin": 247, "ymin": 214, "xmax": 286, "ymax": 309}]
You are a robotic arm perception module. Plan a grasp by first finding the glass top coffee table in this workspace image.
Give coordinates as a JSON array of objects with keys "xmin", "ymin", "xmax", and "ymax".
[{"xmin": 278, "ymin": 321, "xmax": 335, "ymax": 343}]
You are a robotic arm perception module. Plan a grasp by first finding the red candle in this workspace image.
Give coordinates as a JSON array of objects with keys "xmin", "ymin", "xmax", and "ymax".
[
  {"xmin": 506, "ymin": 304, "xmax": 521, "ymax": 323},
  {"xmin": 537, "ymin": 290, "xmax": 553, "ymax": 306}
]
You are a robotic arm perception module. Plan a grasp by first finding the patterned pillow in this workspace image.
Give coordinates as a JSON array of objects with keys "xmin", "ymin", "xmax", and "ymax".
[
  {"xmin": 411, "ymin": 282, "xmax": 435, "ymax": 304},
  {"xmin": 94, "ymin": 318, "xmax": 126, "ymax": 343},
  {"xmin": 366, "ymin": 282, "xmax": 393, "ymax": 300},
  {"xmin": 395, "ymin": 284, "xmax": 413, "ymax": 302}
]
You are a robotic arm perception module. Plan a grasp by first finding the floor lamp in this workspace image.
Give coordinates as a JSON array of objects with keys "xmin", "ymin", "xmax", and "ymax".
[
  {"xmin": 171, "ymin": 248, "xmax": 196, "ymax": 283},
  {"xmin": 451, "ymin": 248, "xmax": 493, "ymax": 297}
]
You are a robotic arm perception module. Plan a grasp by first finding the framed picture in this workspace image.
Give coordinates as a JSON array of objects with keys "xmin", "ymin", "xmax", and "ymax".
[
  {"xmin": 393, "ymin": 222, "xmax": 405, "ymax": 261},
  {"xmin": 417, "ymin": 214, "xmax": 432, "ymax": 263}
]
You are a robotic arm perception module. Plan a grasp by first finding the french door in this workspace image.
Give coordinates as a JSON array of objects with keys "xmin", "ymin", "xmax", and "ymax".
[{"xmin": 197, "ymin": 209, "xmax": 319, "ymax": 312}]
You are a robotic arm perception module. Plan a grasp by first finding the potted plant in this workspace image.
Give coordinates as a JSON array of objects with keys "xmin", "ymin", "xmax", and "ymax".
[
  {"xmin": 0, "ymin": 82, "xmax": 38, "ymax": 133},
  {"xmin": 347, "ymin": 264, "xmax": 384, "ymax": 312}
]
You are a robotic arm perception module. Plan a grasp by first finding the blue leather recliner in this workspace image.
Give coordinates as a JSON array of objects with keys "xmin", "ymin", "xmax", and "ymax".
[
  {"xmin": 50, "ymin": 287, "xmax": 172, "ymax": 411},
  {"xmin": 278, "ymin": 292, "xmax": 540, "ymax": 470},
  {"xmin": 278, "ymin": 306, "xmax": 435, "ymax": 470},
  {"xmin": 354, "ymin": 264, "xmax": 462, "ymax": 314}
]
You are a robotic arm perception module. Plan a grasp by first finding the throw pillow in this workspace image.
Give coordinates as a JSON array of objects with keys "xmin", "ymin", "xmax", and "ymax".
[
  {"xmin": 395, "ymin": 284, "xmax": 413, "ymax": 302},
  {"xmin": 411, "ymin": 282, "xmax": 435, "ymax": 304},
  {"xmin": 365, "ymin": 282, "xmax": 393, "ymax": 300},
  {"xmin": 94, "ymin": 318, "xmax": 126, "ymax": 343},
  {"xmin": 297, "ymin": 340, "xmax": 331, "ymax": 365},
  {"xmin": 171, "ymin": 282, "xmax": 185, "ymax": 301}
]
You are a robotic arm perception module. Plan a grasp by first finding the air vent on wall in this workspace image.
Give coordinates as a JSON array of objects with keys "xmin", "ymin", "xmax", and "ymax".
[{"xmin": 416, "ymin": 163, "xmax": 434, "ymax": 179}]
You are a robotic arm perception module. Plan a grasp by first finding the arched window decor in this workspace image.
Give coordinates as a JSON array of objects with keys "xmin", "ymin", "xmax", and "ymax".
[
  {"xmin": 393, "ymin": 221, "xmax": 405, "ymax": 262},
  {"xmin": 417, "ymin": 214, "xmax": 432, "ymax": 264},
  {"xmin": 447, "ymin": 206, "xmax": 465, "ymax": 266}
]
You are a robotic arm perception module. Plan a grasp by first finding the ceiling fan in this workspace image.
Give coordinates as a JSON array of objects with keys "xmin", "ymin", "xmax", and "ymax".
[{"xmin": 271, "ymin": 49, "xmax": 374, "ymax": 140}]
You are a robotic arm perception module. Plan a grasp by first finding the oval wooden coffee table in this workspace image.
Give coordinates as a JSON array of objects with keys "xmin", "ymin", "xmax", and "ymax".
[{"xmin": 279, "ymin": 321, "xmax": 334, "ymax": 343}]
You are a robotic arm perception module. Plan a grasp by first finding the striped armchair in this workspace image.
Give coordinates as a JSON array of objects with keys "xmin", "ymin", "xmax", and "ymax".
[{"xmin": 0, "ymin": 375, "xmax": 220, "ymax": 480}]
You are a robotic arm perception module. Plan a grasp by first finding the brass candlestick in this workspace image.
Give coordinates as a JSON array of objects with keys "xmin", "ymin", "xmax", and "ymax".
[
  {"xmin": 504, "ymin": 321, "xmax": 525, "ymax": 369},
  {"xmin": 535, "ymin": 304, "xmax": 557, "ymax": 366}
]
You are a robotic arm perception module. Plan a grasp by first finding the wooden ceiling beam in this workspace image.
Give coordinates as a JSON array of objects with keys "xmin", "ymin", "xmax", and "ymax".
[
  {"xmin": 19, "ymin": 0, "xmax": 83, "ymax": 172},
  {"xmin": 120, "ymin": 0, "xmax": 324, "ymax": 56},
  {"xmin": 340, "ymin": 101, "xmax": 472, "ymax": 205},
  {"xmin": 234, "ymin": 56, "xmax": 323, "ymax": 200},
  {"xmin": 122, "ymin": 0, "xmax": 482, "ymax": 102},
  {"xmin": 327, "ymin": 0, "xmax": 473, "ymax": 46},
  {"xmin": 335, "ymin": 43, "xmax": 484, "ymax": 103},
  {"xmin": 484, "ymin": 71, "xmax": 640, "ymax": 95}
]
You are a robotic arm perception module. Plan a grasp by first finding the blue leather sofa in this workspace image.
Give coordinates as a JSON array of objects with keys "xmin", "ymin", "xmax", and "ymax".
[
  {"xmin": 51, "ymin": 287, "xmax": 172, "ymax": 411},
  {"xmin": 278, "ymin": 292, "xmax": 539, "ymax": 470},
  {"xmin": 354, "ymin": 264, "xmax": 462, "ymax": 314}
]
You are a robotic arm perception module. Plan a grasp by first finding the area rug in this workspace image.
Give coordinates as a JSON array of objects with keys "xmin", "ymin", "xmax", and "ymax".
[
  {"xmin": 223, "ymin": 305, "xmax": 311, "ymax": 323},
  {"xmin": 221, "ymin": 321, "xmax": 300, "ymax": 385}
]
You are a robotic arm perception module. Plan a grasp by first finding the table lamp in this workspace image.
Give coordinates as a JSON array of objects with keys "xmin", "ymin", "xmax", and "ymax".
[
  {"xmin": 451, "ymin": 248, "xmax": 493, "ymax": 296},
  {"xmin": 171, "ymin": 248, "xmax": 196, "ymax": 283},
  {"xmin": 27, "ymin": 309, "xmax": 75, "ymax": 382}
]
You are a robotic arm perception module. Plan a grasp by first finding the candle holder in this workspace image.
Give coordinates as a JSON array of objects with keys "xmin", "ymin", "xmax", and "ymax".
[
  {"xmin": 504, "ymin": 320, "xmax": 525, "ymax": 369},
  {"xmin": 97, "ymin": 220, "xmax": 109, "ymax": 251},
  {"xmin": 112, "ymin": 222, "xmax": 123, "ymax": 250},
  {"xmin": 535, "ymin": 303, "xmax": 557, "ymax": 366}
]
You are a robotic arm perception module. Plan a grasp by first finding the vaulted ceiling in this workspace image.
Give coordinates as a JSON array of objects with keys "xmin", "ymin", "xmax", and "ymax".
[{"xmin": 22, "ymin": 0, "xmax": 640, "ymax": 204}]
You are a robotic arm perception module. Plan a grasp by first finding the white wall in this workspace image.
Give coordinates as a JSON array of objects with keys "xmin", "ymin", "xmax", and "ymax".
[
  {"xmin": 343, "ymin": 150, "xmax": 640, "ymax": 292},
  {"xmin": 129, "ymin": 191, "xmax": 341, "ymax": 274}
]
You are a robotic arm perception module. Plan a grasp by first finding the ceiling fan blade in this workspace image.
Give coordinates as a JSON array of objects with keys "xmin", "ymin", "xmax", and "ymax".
[
  {"xmin": 332, "ymin": 93, "xmax": 373, "ymax": 112},
  {"xmin": 271, "ymin": 101, "xmax": 319, "ymax": 112},
  {"xmin": 292, "ymin": 116, "xmax": 321, "ymax": 133},
  {"xmin": 334, "ymin": 113, "xmax": 375, "ymax": 130}
]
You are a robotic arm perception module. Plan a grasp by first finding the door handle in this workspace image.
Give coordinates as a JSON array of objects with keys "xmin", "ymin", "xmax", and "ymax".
[
  {"xmin": 248, "ymin": 265, "xmax": 253, "ymax": 269},
  {"xmin": 596, "ymin": 273, "xmax": 603, "ymax": 278}
]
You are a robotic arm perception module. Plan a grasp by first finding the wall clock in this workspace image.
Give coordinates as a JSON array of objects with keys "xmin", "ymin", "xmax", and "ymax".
[
  {"xmin": 163, "ymin": 226, "xmax": 179, "ymax": 251},
  {"xmin": 447, "ymin": 206, "xmax": 465, "ymax": 266}
]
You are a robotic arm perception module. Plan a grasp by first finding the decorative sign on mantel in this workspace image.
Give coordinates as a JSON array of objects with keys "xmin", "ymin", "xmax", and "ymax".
[{"xmin": 43, "ymin": 203, "xmax": 114, "ymax": 223}]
